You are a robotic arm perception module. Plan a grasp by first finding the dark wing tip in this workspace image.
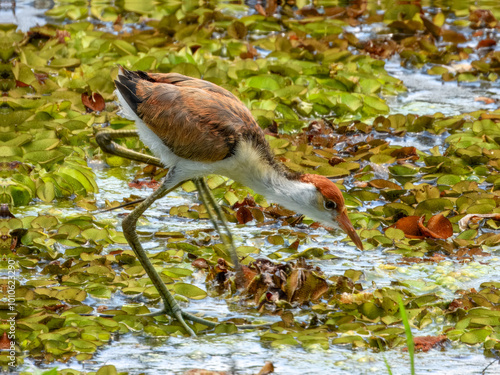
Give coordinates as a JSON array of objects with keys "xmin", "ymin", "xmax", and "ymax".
[{"xmin": 115, "ymin": 79, "xmax": 140, "ymax": 114}]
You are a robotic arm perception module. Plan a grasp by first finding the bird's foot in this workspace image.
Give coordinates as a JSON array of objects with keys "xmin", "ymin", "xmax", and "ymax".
[
  {"xmin": 139, "ymin": 306, "xmax": 270, "ymax": 335},
  {"xmin": 139, "ymin": 308, "xmax": 170, "ymax": 317},
  {"xmin": 138, "ymin": 306, "xmax": 217, "ymax": 337}
]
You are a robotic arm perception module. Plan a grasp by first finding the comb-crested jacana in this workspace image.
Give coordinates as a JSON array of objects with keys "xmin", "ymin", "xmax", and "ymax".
[{"xmin": 101, "ymin": 67, "xmax": 363, "ymax": 335}]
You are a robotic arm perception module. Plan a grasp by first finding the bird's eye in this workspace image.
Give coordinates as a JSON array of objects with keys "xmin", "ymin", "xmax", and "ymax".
[{"xmin": 324, "ymin": 200, "xmax": 337, "ymax": 210}]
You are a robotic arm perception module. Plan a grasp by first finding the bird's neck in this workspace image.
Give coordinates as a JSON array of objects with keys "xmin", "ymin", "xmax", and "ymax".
[{"xmin": 227, "ymin": 142, "xmax": 317, "ymax": 213}]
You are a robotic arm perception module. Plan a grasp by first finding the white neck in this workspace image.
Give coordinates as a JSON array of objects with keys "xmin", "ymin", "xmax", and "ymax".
[
  {"xmin": 221, "ymin": 142, "xmax": 318, "ymax": 216},
  {"xmin": 159, "ymin": 140, "xmax": 323, "ymax": 223}
]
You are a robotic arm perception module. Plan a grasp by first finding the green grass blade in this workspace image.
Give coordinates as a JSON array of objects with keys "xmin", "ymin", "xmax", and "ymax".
[
  {"xmin": 398, "ymin": 296, "xmax": 415, "ymax": 375},
  {"xmin": 383, "ymin": 355, "xmax": 394, "ymax": 375}
]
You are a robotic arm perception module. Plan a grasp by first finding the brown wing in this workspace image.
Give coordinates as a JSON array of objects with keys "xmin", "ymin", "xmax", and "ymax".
[{"xmin": 115, "ymin": 68, "xmax": 263, "ymax": 162}]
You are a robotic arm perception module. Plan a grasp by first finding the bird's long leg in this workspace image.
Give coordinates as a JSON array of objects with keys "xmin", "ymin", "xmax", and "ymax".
[
  {"xmin": 194, "ymin": 179, "xmax": 244, "ymax": 286},
  {"xmin": 121, "ymin": 172, "xmax": 225, "ymax": 335}
]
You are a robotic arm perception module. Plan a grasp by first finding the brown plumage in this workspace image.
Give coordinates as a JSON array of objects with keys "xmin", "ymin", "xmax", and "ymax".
[{"xmin": 115, "ymin": 69, "xmax": 291, "ymax": 174}]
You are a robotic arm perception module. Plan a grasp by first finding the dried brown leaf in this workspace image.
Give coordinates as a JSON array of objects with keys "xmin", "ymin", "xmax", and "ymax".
[
  {"xmin": 469, "ymin": 9, "xmax": 497, "ymax": 29},
  {"xmin": 412, "ymin": 335, "xmax": 447, "ymax": 352},
  {"xmin": 257, "ymin": 362, "xmax": 275, "ymax": 375},
  {"xmin": 296, "ymin": 7, "xmax": 320, "ymax": 17},
  {"xmin": 390, "ymin": 146, "xmax": 418, "ymax": 159},
  {"xmin": 15, "ymin": 80, "xmax": 30, "ymax": 87},
  {"xmin": 474, "ymin": 96, "xmax": 496, "ymax": 104},
  {"xmin": 421, "ymin": 16, "xmax": 442, "ymax": 38},
  {"xmin": 442, "ymin": 29, "xmax": 467, "ymax": 43},
  {"xmin": 241, "ymin": 265, "xmax": 258, "ymax": 288},
  {"xmin": 236, "ymin": 206, "xmax": 254, "ymax": 224},
  {"xmin": 329, "ymin": 156, "xmax": 345, "ymax": 166},
  {"xmin": 192, "ymin": 258, "xmax": 210, "ymax": 270},
  {"xmin": 0, "ymin": 333, "xmax": 11, "ymax": 350},
  {"xmin": 418, "ymin": 214, "xmax": 453, "ymax": 239},
  {"xmin": 390, "ymin": 216, "xmax": 424, "ymax": 238},
  {"xmin": 458, "ymin": 213, "xmax": 500, "ymax": 230},
  {"xmin": 128, "ymin": 179, "xmax": 160, "ymax": 190},
  {"xmin": 233, "ymin": 197, "xmax": 256, "ymax": 209},
  {"xmin": 369, "ymin": 179, "xmax": 402, "ymax": 190},
  {"xmin": 476, "ymin": 39, "xmax": 497, "ymax": 49},
  {"xmin": 82, "ymin": 92, "xmax": 105, "ymax": 112}
]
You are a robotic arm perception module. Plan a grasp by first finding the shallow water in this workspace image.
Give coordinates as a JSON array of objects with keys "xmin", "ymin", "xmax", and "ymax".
[
  {"xmin": 26, "ymin": 332, "xmax": 492, "ymax": 375},
  {"xmin": 385, "ymin": 57, "xmax": 500, "ymax": 117},
  {"xmin": 20, "ymin": 165, "xmax": 499, "ymax": 374}
]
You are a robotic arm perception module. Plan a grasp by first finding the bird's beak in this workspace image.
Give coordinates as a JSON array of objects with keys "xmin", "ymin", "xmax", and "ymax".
[{"xmin": 336, "ymin": 208, "xmax": 363, "ymax": 250}]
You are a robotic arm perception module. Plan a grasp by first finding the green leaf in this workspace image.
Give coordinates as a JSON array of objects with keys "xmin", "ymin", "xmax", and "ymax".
[
  {"xmin": 131, "ymin": 56, "xmax": 157, "ymax": 71},
  {"xmin": 385, "ymin": 228, "xmax": 405, "ymax": 240},
  {"xmin": 370, "ymin": 154, "xmax": 396, "ymax": 164},
  {"xmin": 70, "ymin": 339, "xmax": 97, "ymax": 353},
  {"xmin": 214, "ymin": 323, "xmax": 238, "ymax": 334},
  {"xmin": 23, "ymin": 150, "xmax": 65, "ymax": 165},
  {"xmin": 113, "ymin": 40, "xmax": 137, "ymax": 56},
  {"xmin": 364, "ymin": 96, "xmax": 389, "ymax": 114},
  {"xmin": 315, "ymin": 165, "xmax": 350, "ymax": 177},
  {"xmin": 389, "ymin": 165, "xmax": 418, "ymax": 176},
  {"xmin": 170, "ymin": 63, "xmax": 201, "ymax": 78},
  {"xmin": 415, "ymin": 198, "xmax": 454, "ymax": 215},
  {"xmin": 359, "ymin": 79, "xmax": 382, "ymax": 94},
  {"xmin": 56, "ymin": 288, "xmax": 87, "ymax": 302},
  {"xmin": 437, "ymin": 174, "xmax": 461, "ymax": 185},
  {"xmin": 460, "ymin": 329, "xmax": 492, "ymax": 344},
  {"xmin": 49, "ymin": 58, "xmax": 81, "ymax": 68},
  {"xmin": 8, "ymin": 185, "xmax": 32, "ymax": 206},
  {"xmin": 173, "ymin": 283, "xmax": 207, "ymax": 300},
  {"xmin": 338, "ymin": 93, "xmax": 363, "ymax": 112},
  {"xmin": 246, "ymin": 75, "xmax": 282, "ymax": 91},
  {"xmin": 37, "ymin": 181, "xmax": 56, "ymax": 202}
]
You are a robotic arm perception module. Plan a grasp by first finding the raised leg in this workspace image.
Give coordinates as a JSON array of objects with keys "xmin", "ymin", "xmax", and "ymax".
[
  {"xmin": 95, "ymin": 129, "xmax": 163, "ymax": 168},
  {"xmin": 96, "ymin": 129, "xmax": 241, "ymax": 274}
]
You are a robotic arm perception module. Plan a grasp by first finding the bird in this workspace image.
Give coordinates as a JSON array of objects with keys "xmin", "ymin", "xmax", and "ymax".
[{"xmin": 106, "ymin": 66, "xmax": 363, "ymax": 335}]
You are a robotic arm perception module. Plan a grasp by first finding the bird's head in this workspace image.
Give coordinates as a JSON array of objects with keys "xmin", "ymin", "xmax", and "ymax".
[{"xmin": 300, "ymin": 174, "xmax": 363, "ymax": 250}]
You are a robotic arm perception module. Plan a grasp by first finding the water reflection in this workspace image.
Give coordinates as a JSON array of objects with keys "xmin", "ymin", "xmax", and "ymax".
[{"xmin": 0, "ymin": 0, "xmax": 53, "ymax": 31}]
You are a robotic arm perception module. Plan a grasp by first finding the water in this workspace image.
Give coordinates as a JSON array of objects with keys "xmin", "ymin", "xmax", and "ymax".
[
  {"xmin": 34, "ymin": 333, "xmax": 493, "ymax": 375},
  {"xmin": 0, "ymin": 0, "xmax": 52, "ymax": 31},
  {"xmin": 385, "ymin": 57, "xmax": 500, "ymax": 117},
  {"xmin": 20, "ymin": 166, "xmax": 497, "ymax": 374}
]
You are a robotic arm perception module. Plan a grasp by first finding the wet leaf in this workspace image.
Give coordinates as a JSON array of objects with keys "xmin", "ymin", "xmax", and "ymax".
[
  {"xmin": 257, "ymin": 361, "xmax": 275, "ymax": 375},
  {"xmin": 49, "ymin": 58, "xmax": 81, "ymax": 68},
  {"xmin": 459, "ymin": 214, "xmax": 500, "ymax": 230},
  {"xmin": 369, "ymin": 179, "xmax": 402, "ymax": 190}
]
